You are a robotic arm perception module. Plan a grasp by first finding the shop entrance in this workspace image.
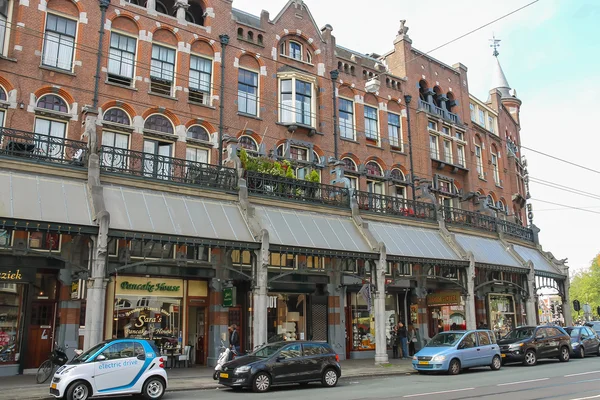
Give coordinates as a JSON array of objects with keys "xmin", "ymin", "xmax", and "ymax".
[
  {"xmin": 25, "ymin": 302, "xmax": 56, "ymax": 369},
  {"xmin": 187, "ymin": 306, "xmax": 206, "ymax": 365}
]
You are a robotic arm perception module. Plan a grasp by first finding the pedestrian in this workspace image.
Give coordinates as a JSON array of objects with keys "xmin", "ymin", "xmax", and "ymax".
[
  {"xmin": 407, "ymin": 324, "xmax": 417, "ymax": 356},
  {"xmin": 391, "ymin": 324, "xmax": 399, "ymax": 359},
  {"xmin": 397, "ymin": 322, "xmax": 408, "ymax": 360},
  {"xmin": 437, "ymin": 321, "xmax": 444, "ymax": 333},
  {"xmin": 228, "ymin": 324, "xmax": 240, "ymax": 360}
]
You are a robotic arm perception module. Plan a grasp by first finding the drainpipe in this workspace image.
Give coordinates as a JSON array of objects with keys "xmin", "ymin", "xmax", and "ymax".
[
  {"xmin": 217, "ymin": 34, "xmax": 229, "ymax": 166},
  {"xmin": 330, "ymin": 69, "xmax": 339, "ymax": 160},
  {"xmin": 93, "ymin": 0, "xmax": 110, "ymax": 111},
  {"xmin": 404, "ymin": 94, "xmax": 416, "ymax": 200}
]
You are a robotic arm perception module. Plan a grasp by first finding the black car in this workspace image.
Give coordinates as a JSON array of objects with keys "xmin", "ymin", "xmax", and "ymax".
[
  {"xmin": 565, "ymin": 326, "xmax": 600, "ymax": 358},
  {"xmin": 498, "ymin": 325, "xmax": 571, "ymax": 366},
  {"xmin": 218, "ymin": 341, "xmax": 341, "ymax": 392}
]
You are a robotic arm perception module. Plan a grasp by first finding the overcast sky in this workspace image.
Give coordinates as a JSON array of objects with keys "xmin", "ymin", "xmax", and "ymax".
[{"xmin": 232, "ymin": 0, "xmax": 600, "ymax": 275}]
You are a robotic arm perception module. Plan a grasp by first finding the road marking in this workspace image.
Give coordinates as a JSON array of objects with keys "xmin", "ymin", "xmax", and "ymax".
[
  {"xmin": 497, "ymin": 378, "xmax": 549, "ymax": 386},
  {"xmin": 568, "ymin": 395, "xmax": 600, "ymax": 400},
  {"xmin": 565, "ymin": 370, "xmax": 600, "ymax": 378},
  {"xmin": 403, "ymin": 388, "xmax": 474, "ymax": 397}
]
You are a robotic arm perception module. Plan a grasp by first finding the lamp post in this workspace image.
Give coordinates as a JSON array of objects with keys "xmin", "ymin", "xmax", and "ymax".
[
  {"xmin": 217, "ymin": 34, "xmax": 229, "ymax": 166},
  {"xmin": 404, "ymin": 94, "xmax": 416, "ymax": 200},
  {"xmin": 330, "ymin": 70, "xmax": 340, "ymax": 160}
]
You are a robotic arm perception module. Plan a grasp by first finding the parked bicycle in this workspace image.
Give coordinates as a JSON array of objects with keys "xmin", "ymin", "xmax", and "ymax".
[{"xmin": 36, "ymin": 343, "xmax": 69, "ymax": 384}]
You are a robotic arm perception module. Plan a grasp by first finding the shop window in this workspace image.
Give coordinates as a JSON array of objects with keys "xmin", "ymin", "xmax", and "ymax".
[
  {"xmin": 184, "ymin": 245, "xmax": 209, "ymax": 261},
  {"xmin": 0, "ymin": 283, "xmax": 23, "ymax": 363},
  {"xmin": 488, "ymin": 294, "xmax": 516, "ymax": 339},
  {"xmin": 28, "ymin": 232, "xmax": 60, "ymax": 251},
  {"xmin": 267, "ymin": 294, "xmax": 306, "ymax": 342},
  {"xmin": 0, "ymin": 228, "xmax": 11, "ymax": 247},
  {"xmin": 270, "ymin": 253, "xmax": 295, "ymax": 268},
  {"xmin": 348, "ymin": 290, "xmax": 398, "ymax": 351},
  {"xmin": 231, "ymin": 250, "xmax": 252, "ymax": 266},
  {"xmin": 129, "ymin": 240, "xmax": 173, "ymax": 258}
]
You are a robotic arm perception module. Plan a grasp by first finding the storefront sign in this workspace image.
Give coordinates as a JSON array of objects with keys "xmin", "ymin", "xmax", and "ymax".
[
  {"xmin": 0, "ymin": 268, "xmax": 35, "ymax": 283},
  {"xmin": 427, "ymin": 291, "xmax": 462, "ymax": 306},
  {"xmin": 223, "ymin": 287, "xmax": 236, "ymax": 307},
  {"xmin": 115, "ymin": 276, "xmax": 184, "ymax": 297}
]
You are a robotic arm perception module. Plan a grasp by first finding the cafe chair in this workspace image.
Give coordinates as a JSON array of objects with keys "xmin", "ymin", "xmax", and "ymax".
[{"xmin": 177, "ymin": 345, "xmax": 191, "ymax": 368}]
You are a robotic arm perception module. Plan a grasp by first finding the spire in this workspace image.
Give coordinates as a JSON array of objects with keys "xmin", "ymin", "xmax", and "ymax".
[{"xmin": 489, "ymin": 35, "xmax": 513, "ymax": 99}]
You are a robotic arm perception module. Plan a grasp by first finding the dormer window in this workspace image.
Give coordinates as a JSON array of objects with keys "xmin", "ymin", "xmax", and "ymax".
[{"xmin": 279, "ymin": 38, "xmax": 312, "ymax": 63}]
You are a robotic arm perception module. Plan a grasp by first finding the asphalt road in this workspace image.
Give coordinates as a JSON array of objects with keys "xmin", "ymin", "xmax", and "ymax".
[{"xmin": 167, "ymin": 357, "xmax": 600, "ymax": 400}]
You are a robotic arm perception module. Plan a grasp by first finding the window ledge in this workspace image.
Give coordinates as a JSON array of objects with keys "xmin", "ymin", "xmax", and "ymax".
[
  {"xmin": 340, "ymin": 137, "xmax": 360, "ymax": 144},
  {"xmin": 390, "ymin": 148, "xmax": 405, "ymax": 155},
  {"xmin": 148, "ymin": 91, "xmax": 178, "ymax": 101},
  {"xmin": 105, "ymin": 80, "xmax": 138, "ymax": 91},
  {"xmin": 495, "ymin": 184, "xmax": 504, "ymax": 189},
  {"xmin": 276, "ymin": 122, "xmax": 323, "ymax": 135},
  {"xmin": 366, "ymin": 144, "xmax": 383, "ymax": 150},
  {"xmin": 0, "ymin": 55, "xmax": 17, "ymax": 63},
  {"xmin": 280, "ymin": 54, "xmax": 314, "ymax": 67},
  {"xmin": 238, "ymin": 112, "xmax": 262, "ymax": 121},
  {"xmin": 189, "ymin": 100, "xmax": 215, "ymax": 110},
  {"xmin": 186, "ymin": 138, "xmax": 213, "ymax": 147},
  {"xmin": 39, "ymin": 64, "xmax": 76, "ymax": 76},
  {"xmin": 478, "ymin": 176, "xmax": 487, "ymax": 182}
]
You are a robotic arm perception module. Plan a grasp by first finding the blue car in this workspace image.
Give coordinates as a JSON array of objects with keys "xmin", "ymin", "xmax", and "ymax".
[{"xmin": 412, "ymin": 329, "xmax": 502, "ymax": 375}]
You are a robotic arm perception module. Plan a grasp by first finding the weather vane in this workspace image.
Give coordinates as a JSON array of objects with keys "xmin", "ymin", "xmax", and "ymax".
[{"xmin": 489, "ymin": 34, "xmax": 501, "ymax": 57}]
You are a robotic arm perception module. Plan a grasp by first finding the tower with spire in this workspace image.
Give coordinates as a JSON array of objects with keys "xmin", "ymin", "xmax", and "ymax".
[{"xmin": 489, "ymin": 35, "xmax": 522, "ymax": 124}]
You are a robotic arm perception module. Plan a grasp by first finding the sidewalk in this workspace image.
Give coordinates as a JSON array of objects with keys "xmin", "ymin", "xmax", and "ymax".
[{"xmin": 0, "ymin": 358, "xmax": 414, "ymax": 400}]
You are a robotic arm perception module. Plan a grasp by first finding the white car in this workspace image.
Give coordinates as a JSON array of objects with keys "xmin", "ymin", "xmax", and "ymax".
[{"xmin": 49, "ymin": 339, "xmax": 167, "ymax": 400}]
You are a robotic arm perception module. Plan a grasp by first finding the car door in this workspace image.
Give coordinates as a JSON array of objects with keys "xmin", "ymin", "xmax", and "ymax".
[
  {"xmin": 301, "ymin": 343, "xmax": 326, "ymax": 380},
  {"xmin": 544, "ymin": 328, "xmax": 561, "ymax": 357},
  {"xmin": 458, "ymin": 332, "xmax": 479, "ymax": 368},
  {"xmin": 270, "ymin": 343, "xmax": 304, "ymax": 384},
  {"xmin": 583, "ymin": 327, "xmax": 597, "ymax": 354},
  {"xmin": 94, "ymin": 341, "xmax": 145, "ymax": 394},
  {"xmin": 476, "ymin": 331, "xmax": 493, "ymax": 366},
  {"xmin": 533, "ymin": 328, "xmax": 549, "ymax": 358}
]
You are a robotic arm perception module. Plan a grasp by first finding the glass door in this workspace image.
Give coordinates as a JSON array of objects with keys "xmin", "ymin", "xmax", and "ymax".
[{"xmin": 143, "ymin": 139, "xmax": 172, "ymax": 179}]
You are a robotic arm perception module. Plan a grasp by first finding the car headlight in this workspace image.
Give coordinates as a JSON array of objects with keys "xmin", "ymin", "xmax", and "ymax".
[
  {"xmin": 431, "ymin": 355, "xmax": 446, "ymax": 362},
  {"xmin": 572, "ymin": 342, "xmax": 579, "ymax": 347},
  {"xmin": 60, "ymin": 366, "xmax": 77, "ymax": 375},
  {"xmin": 508, "ymin": 343, "xmax": 524, "ymax": 350},
  {"xmin": 412, "ymin": 356, "xmax": 417, "ymax": 361},
  {"xmin": 234, "ymin": 366, "xmax": 251, "ymax": 374}
]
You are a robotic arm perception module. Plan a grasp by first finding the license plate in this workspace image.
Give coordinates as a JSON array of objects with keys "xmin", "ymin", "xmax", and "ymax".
[
  {"xmin": 220, "ymin": 373, "xmax": 229, "ymax": 379},
  {"xmin": 501, "ymin": 354, "xmax": 506, "ymax": 358},
  {"xmin": 51, "ymin": 383, "xmax": 57, "ymax": 389},
  {"xmin": 418, "ymin": 361, "xmax": 429, "ymax": 365}
]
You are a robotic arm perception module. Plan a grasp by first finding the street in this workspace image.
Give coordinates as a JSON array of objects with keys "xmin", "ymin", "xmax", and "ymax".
[{"xmin": 167, "ymin": 358, "xmax": 600, "ymax": 400}]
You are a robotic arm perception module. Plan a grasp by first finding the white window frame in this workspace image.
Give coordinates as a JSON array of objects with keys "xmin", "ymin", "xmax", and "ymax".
[
  {"xmin": 277, "ymin": 72, "xmax": 317, "ymax": 128},
  {"xmin": 428, "ymin": 120, "xmax": 438, "ymax": 131},
  {"xmin": 0, "ymin": 0, "xmax": 14, "ymax": 57},
  {"xmin": 288, "ymin": 40, "xmax": 302, "ymax": 61},
  {"xmin": 478, "ymin": 109, "xmax": 485, "ymax": 126},
  {"xmin": 457, "ymin": 144, "xmax": 465, "ymax": 167},
  {"xmin": 488, "ymin": 115, "xmax": 496, "ymax": 133},
  {"xmin": 475, "ymin": 144, "xmax": 484, "ymax": 178},
  {"xmin": 430, "ymin": 134, "xmax": 439, "ymax": 159},
  {"xmin": 441, "ymin": 125, "xmax": 451, "ymax": 136},
  {"xmin": 364, "ymin": 105, "xmax": 379, "ymax": 143},
  {"xmin": 238, "ymin": 68, "xmax": 259, "ymax": 116},
  {"xmin": 388, "ymin": 112, "xmax": 403, "ymax": 150},
  {"xmin": 339, "ymin": 97, "xmax": 355, "ymax": 140},
  {"xmin": 186, "ymin": 145, "xmax": 210, "ymax": 165},
  {"xmin": 189, "ymin": 53, "xmax": 213, "ymax": 105},
  {"xmin": 469, "ymin": 103, "xmax": 475, "ymax": 121},
  {"xmin": 42, "ymin": 12, "xmax": 78, "ymax": 72},
  {"xmin": 491, "ymin": 152, "xmax": 500, "ymax": 185},
  {"xmin": 150, "ymin": 43, "xmax": 177, "ymax": 96},
  {"xmin": 443, "ymin": 140, "xmax": 453, "ymax": 164},
  {"xmin": 366, "ymin": 179, "xmax": 385, "ymax": 195},
  {"xmin": 107, "ymin": 30, "xmax": 137, "ymax": 86}
]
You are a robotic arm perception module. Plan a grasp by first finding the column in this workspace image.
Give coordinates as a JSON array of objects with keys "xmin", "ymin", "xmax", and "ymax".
[
  {"xmin": 374, "ymin": 246, "xmax": 388, "ymax": 364},
  {"xmin": 327, "ymin": 260, "xmax": 346, "ymax": 359},
  {"xmin": 561, "ymin": 278, "xmax": 572, "ymax": 326},
  {"xmin": 252, "ymin": 230, "xmax": 269, "ymax": 349},
  {"xmin": 465, "ymin": 258, "xmax": 476, "ymax": 330},
  {"xmin": 173, "ymin": 0, "xmax": 189, "ymax": 22},
  {"xmin": 415, "ymin": 267, "xmax": 428, "ymax": 347},
  {"xmin": 207, "ymin": 279, "xmax": 228, "ymax": 367},
  {"xmin": 83, "ymin": 223, "xmax": 109, "ymax": 350},
  {"xmin": 525, "ymin": 262, "xmax": 537, "ymax": 325}
]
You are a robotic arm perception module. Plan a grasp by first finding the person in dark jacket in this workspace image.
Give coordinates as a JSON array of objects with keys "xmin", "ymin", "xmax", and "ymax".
[
  {"xmin": 397, "ymin": 322, "xmax": 408, "ymax": 359},
  {"xmin": 229, "ymin": 324, "xmax": 240, "ymax": 360},
  {"xmin": 391, "ymin": 325, "xmax": 399, "ymax": 359}
]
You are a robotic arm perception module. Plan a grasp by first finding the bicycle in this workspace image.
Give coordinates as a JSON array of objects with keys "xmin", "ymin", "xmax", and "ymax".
[{"xmin": 36, "ymin": 343, "xmax": 69, "ymax": 384}]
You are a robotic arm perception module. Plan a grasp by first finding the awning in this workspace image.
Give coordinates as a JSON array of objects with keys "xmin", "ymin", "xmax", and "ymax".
[
  {"xmin": 0, "ymin": 171, "xmax": 96, "ymax": 232},
  {"xmin": 513, "ymin": 244, "xmax": 565, "ymax": 276},
  {"xmin": 455, "ymin": 234, "xmax": 523, "ymax": 269},
  {"xmin": 367, "ymin": 220, "xmax": 464, "ymax": 264},
  {"xmin": 254, "ymin": 206, "xmax": 375, "ymax": 257},
  {"xmin": 103, "ymin": 185, "xmax": 256, "ymax": 246}
]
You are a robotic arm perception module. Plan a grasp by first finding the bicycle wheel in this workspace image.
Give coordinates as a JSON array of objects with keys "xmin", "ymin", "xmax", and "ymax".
[{"xmin": 36, "ymin": 360, "xmax": 53, "ymax": 384}]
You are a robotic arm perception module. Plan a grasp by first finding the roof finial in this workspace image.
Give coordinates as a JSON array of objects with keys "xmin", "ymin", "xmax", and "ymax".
[{"xmin": 489, "ymin": 34, "xmax": 501, "ymax": 57}]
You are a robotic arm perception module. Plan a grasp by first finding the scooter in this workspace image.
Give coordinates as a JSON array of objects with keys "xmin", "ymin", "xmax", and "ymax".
[{"xmin": 213, "ymin": 340, "xmax": 238, "ymax": 380}]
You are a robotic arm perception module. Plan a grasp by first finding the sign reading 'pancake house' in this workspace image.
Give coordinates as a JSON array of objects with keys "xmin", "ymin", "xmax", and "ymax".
[
  {"xmin": 115, "ymin": 276, "xmax": 184, "ymax": 297},
  {"xmin": 427, "ymin": 291, "xmax": 462, "ymax": 306}
]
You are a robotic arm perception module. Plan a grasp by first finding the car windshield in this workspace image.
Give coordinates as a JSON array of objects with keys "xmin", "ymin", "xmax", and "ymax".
[
  {"xmin": 568, "ymin": 328, "xmax": 580, "ymax": 338},
  {"xmin": 503, "ymin": 327, "xmax": 534, "ymax": 340},
  {"xmin": 426, "ymin": 332, "xmax": 464, "ymax": 347},
  {"xmin": 250, "ymin": 342, "xmax": 288, "ymax": 358},
  {"xmin": 70, "ymin": 342, "xmax": 107, "ymax": 364}
]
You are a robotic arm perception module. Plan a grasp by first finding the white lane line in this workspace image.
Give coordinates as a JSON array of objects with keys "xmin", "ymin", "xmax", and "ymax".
[
  {"xmin": 568, "ymin": 395, "xmax": 600, "ymax": 400},
  {"xmin": 565, "ymin": 370, "xmax": 600, "ymax": 378},
  {"xmin": 403, "ymin": 388, "xmax": 474, "ymax": 398},
  {"xmin": 497, "ymin": 378, "xmax": 549, "ymax": 386}
]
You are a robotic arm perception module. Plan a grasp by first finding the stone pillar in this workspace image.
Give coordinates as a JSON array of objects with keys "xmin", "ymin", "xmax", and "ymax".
[
  {"xmin": 207, "ymin": 277, "xmax": 228, "ymax": 367},
  {"xmin": 174, "ymin": 0, "xmax": 189, "ymax": 23},
  {"xmin": 327, "ymin": 260, "xmax": 346, "ymax": 359},
  {"xmin": 465, "ymin": 256, "xmax": 477, "ymax": 330},
  {"xmin": 252, "ymin": 230, "xmax": 269, "ymax": 349},
  {"xmin": 561, "ymin": 276, "xmax": 572, "ymax": 326},
  {"xmin": 525, "ymin": 261, "xmax": 537, "ymax": 325},
  {"xmin": 374, "ymin": 245, "xmax": 388, "ymax": 364},
  {"xmin": 415, "ymin": 268, "xmax": 428, "ymax": 347}
]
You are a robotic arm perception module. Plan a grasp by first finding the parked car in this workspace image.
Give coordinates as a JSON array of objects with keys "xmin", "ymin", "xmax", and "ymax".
[
  {"xmin": 218, "ymin": 341, "xmax": 341, "ymax": 392},
  {"xmin": 49, "ymin": 339, "xmax": 167, "ymax": 400},
  {"xmin": 412, "ymin": 330, "xmax": 502, "ymax": 375},
  {"xmin": 585, "ymin": 321, "xmax": 600, "ymax": 335},
  {"xmin": 564, "ymin": 326, "xmax": 600, "ymax": 358},
  {"xmin": 498, "ymin": 325, "xmax": 571, "ymax": 366}
]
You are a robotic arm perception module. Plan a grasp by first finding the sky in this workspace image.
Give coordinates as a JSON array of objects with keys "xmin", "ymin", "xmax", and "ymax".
[{"xmin": 232, "ymin": 0, "xmax": 600, "ymax": 276}]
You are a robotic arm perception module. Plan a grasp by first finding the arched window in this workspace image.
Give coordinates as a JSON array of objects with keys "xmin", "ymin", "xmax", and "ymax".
[
  {"xmin": 446, "ymin": 92, "xmax": 455, "ymax": 112},
  {"xmin": 247, "ymin": 31, "xmax": 254, "ymax": 41},
  {"xmin": 257, "ymin": 34, "xmax": 263, "ymax": 46},
  {"xmin": 103, "ymin": 108, "xmax": 131, "ymax": 125},
  {"xmin": 237, "ymin": 27, "xmax": 243, "ymax": 39},
  {"xmin": 486, "ymin": 195, "xmax": 494, "ymax": 207},
  {"xmin": 186, "ymin": 0, "xmax": 205, "ymax": 26},
  {"xmin": 497, "ymin": 200, "xmax": 507, "ymax": 214},
  {"xmin": 187, "ymin": 125, "xmax": 209, "ymax": 141},
  {"xmin": 144, "ymin": 114, "xmax": 174, "ymax": 134},
  {"xmin": 239, "ymin": 135, "xmax": 258, "ymax": 152},
  {"xmin": 0, "ymin": 86, "xmax": 6, "ymax": 102},
  {"xmin": 37, "ymin": 94, "xmax": 68, "ymax": 113},
  {"xmin": 391, "ymin": 168, "xmax": 405, "ymax": 181},
  {"xmin": 433, "ymin": 86, "xmax": 442, "ymax": 107},
  {"xmin": 155, "ymin": 0, "xmax": 168, "ymax": 14},
  {"xmin": 343, "ymin": 157, "xmax": 357, "ymax": 171},
  {"xmin": 366, "ymin": 161, "xmax": 383, "ymax": 177},
  {"xmin": 312, "ymin": 150, "xmax": 320, "ymax": 164},
  {"xmin": 419, "ymin": 80, "xmax": 428, "ymax": 101}
]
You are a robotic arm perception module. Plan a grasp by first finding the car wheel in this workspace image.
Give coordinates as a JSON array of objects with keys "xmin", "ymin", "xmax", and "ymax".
[
  {"xmin": 490, "ymin": 355, "xmax": 502, "ymax": 371},
  {"xmin": 252, "ymin": 372, "xmax": 271, "ymax": 393},
  {"xmin": 559, "ymin": 346, "xmax": 570, "ymax": 362},
  {"xmin": 597, "ymin": 345, "xmax": 600, "ymax": 356},
  {"xmin": 523, "ymin": 350, "xmax": 537, "ymax": 366},
  {"xmin": 578, "ymin": 346, "xmax": 585, "ymax": 359},
  {"xmin": 213, "ymin": 371, "xmax": 219, "ymax": 380},
  {"xmin": 448, "ymin": 359, "xmax": 461, "ymax": 375},
  {"xmin": 142, "ymin": 377, "xmax": 165, "ymax": 400},
  {"xmin": 66, "ymin": 381, "xmax": 91, "ymax": 400},
  {"xmin": 322, "ymin": 368, "xmax": 339, "ymax": 388}
]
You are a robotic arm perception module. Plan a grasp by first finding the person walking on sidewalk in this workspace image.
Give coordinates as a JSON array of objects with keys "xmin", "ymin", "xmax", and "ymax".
[
  {"xmin": 397, "ymin": 322, "xmax": 408, "ymax": 359},
  {"xmin": 407, "ymin": 324, "xmax": 417, "ymax": 356},
  {"xmin": 228, "ymin": 324, "xmax": 240, "ymax": 360}
]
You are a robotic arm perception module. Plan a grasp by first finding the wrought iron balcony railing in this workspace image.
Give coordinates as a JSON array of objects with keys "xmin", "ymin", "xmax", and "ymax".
[
  {"xmin": 442, "ymin": 206, "xmax": 497, "ymax": 232},
  {"xmin": 0, "ymin": 127, "xmax": 86, "ymax": 166},
  {"xmin": 352, "ymin": 190, "xmax": 437, "ymax": 221},
  {"xmin": 245, "ymin": 170, "xmax": 350, "ymax": 207},
  {"xmin": 498, "ymin": 219, "xmax": 534, "ymax": 242},
  {"xmin": 99, "ymin": 145, "xmax": 238, "ymax": 192}
]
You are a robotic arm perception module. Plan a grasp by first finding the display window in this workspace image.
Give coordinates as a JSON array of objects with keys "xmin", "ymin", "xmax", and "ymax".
[
  {"xmin": 266, "ymin": 293, "xmax": 307, "ymax": 342},
  {"xmin": 348, "ymin": 290, "xmax": 398, "ymax": 351},
  {"xmin": 489, "ymin": 294, "xmax": 516, "ymax": 338},
  {"xmin": 0, "ymin": 283, "xmax": 24, "ymax": 363}
]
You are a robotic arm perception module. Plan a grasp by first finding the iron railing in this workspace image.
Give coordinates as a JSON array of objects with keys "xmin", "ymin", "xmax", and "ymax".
[
  {"xmin": 498, "ymin": 220, "xmax": 534, "ymax": 242},
  {"xmin": 99, "ymin": 145, "xmax": 238, "ymax": 191},
  {"xmin": 0, "ymin": 127, "xmax": 86, "ymax": 166},
  {"xmin": 353, "ymin": 190, "xmax": 437, "ymax": 221},
  {"xmin": 442, "ymin": 206, "xmax": 497, "ymax": 232},
  {"xmin": 245, "ymin": 170, "xmax": 350, "ymax": 207}
]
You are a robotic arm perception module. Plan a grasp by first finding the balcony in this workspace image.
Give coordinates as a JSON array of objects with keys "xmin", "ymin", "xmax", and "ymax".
[
  {"xmin": 353, "ymin": 190, "xmax": 437, "ymax": 222},
  {"xmin": 0, "ymin": 127, "xmax": 86, "ymax": 167},
  {"xmin": 246, "ymin": 170, "xmax": 350, "ymax": 208},
  {"xmin": 99, "ymin": 146, "xmax": 238, "ymax": 192},
  {"xmin": 498, "ymin": 220, "xmax": 534, "ymax": 242},
  {"xmin": 442, "ymin": 206, "xmax": 497, "ymax": 232},
  {"xmin": 418, "ymin": 99, "xmax": 461, "ymax": 125}
]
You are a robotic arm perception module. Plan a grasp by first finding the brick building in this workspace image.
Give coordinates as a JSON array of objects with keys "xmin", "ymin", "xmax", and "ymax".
[{"xmin": 0, "ymin": 0, "xmax": 570, "ymax": 374}]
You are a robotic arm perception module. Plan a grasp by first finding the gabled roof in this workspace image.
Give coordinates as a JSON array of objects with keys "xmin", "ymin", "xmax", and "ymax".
[{"xmin": 271, "ymin": 0, "xmax": 324, "ymax": 42}]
